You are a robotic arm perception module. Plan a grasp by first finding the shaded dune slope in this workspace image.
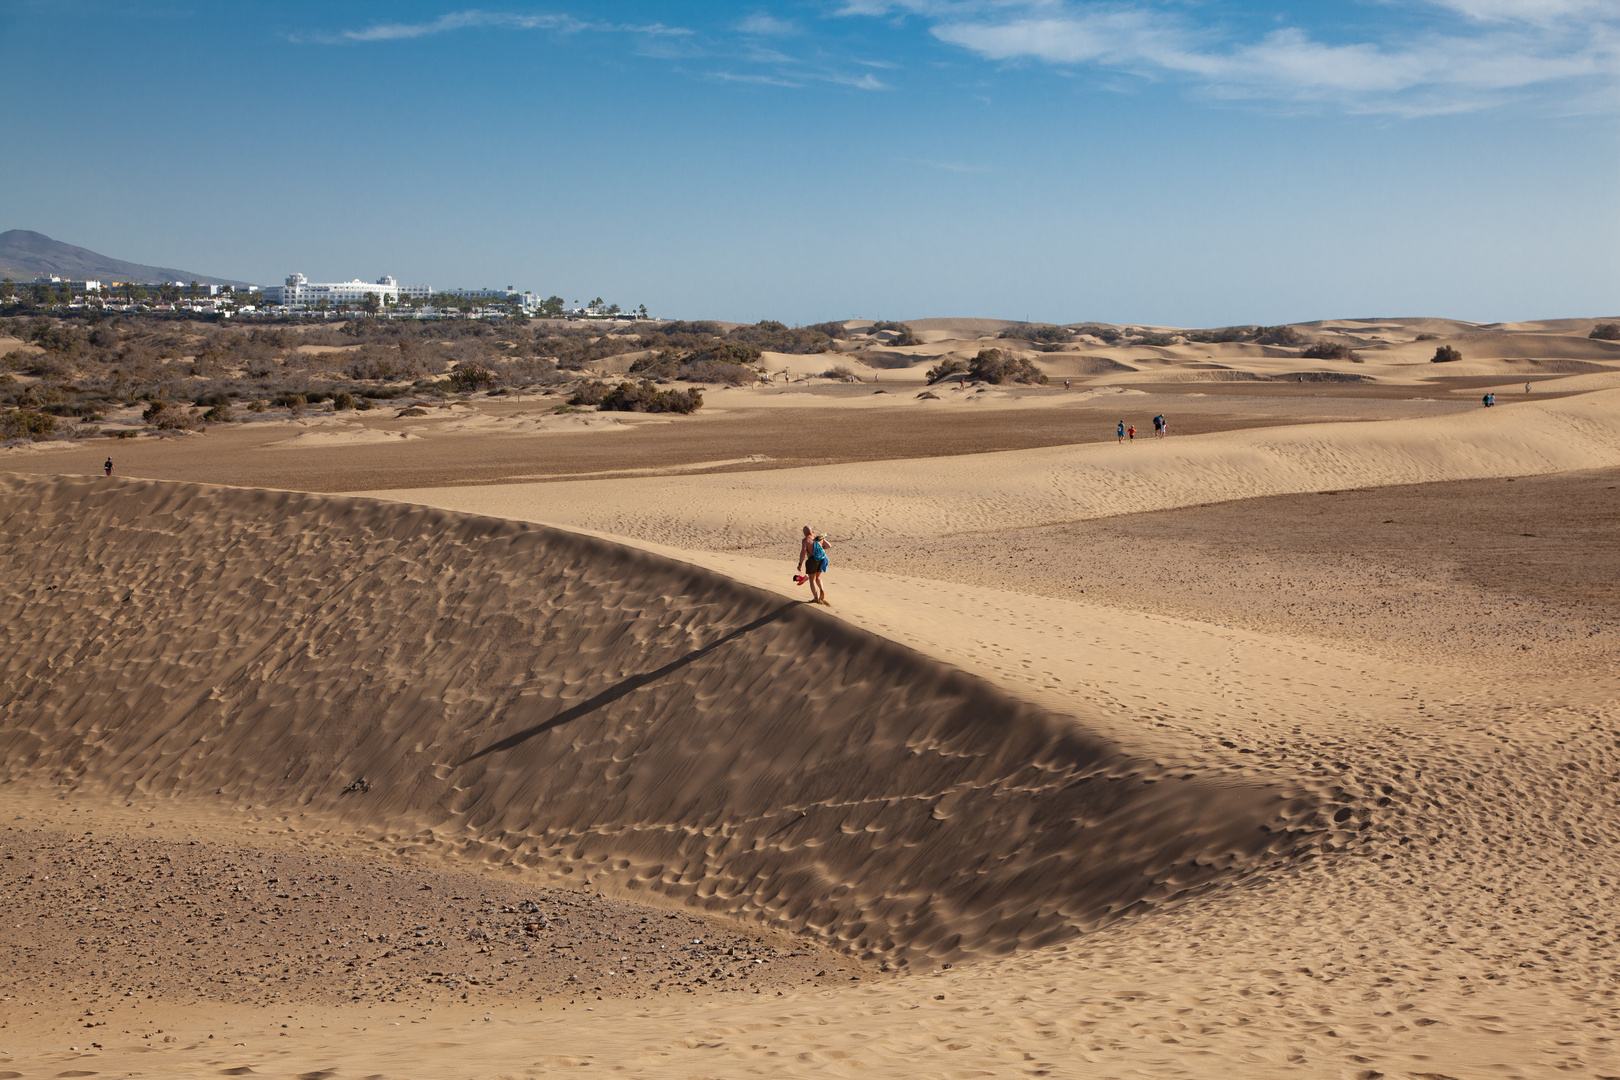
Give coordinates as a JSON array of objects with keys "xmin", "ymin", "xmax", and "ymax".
[{"xmin": 0, "ymin": 475, "xmax": 1318, "ymax": 964}]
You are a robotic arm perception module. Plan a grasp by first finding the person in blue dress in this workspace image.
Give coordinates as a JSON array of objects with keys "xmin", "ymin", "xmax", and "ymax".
[{"xmin": 797, "ymin": 525, "xmax": 833, "ymax": 606}]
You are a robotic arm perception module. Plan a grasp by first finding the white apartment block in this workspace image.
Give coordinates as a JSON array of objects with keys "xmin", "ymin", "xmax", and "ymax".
[{"xmin": 264, "ymin": 273, "xmax": 429, "ymax": 307}]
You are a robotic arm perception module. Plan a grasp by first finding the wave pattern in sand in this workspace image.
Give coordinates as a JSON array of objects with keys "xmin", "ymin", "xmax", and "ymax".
[{"xmin": 0, "ymin": 474, "xmax": 1319, "ymax": 964}]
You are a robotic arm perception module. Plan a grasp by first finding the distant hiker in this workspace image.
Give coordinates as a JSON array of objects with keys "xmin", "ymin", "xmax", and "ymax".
[
  {"xmin": 103, "ymin": 457, "xmax": 113, "ymax": 476},
  {"xmin": 1064, "ymin": 379, "xmax": 1071, "ymax": 390},
  {"xmin": 1152, "ymin": 414, "xmax": 1164, "ymax": 438},
  {"xmin": 797, "ymin": 525, "xmax": 832, "ymax": 606},
  {"xmin": 1117, "ymin": 421, "xmax": 1125, "ymax": 443},
  {"xmin": 1525, "ymin": 381, "xmax": 1532, "ymax": 394},
  {"xmin": 959, "ymin": 376, "xmax": 967, "ymax": 390},
  {"xmin": 1128, "ymin": 425, "xmax": 1136, "ymax": 442}
]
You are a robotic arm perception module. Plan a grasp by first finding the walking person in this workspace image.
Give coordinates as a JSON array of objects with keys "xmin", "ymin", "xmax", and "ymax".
[
  {"xmin": 1117, "ymin": 420, "xmax": 1125, "ymax": 444},
  {"xmin": 103, "ymin": 457, "xmax": 113, "ymax": 476},
  {"xmin": 1152, "ymin": 414, "xmax": 1164, "ymax": 439},
  {"xmin": 797, "ymin": 525, "xmax": 833, "ymax": 606},
  {"xmin": 1128, "ymin": 424, "xmax": 1136, "ymax": 442}
]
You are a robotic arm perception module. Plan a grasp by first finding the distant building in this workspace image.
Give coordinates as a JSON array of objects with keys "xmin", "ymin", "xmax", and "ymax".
[
  {"xmin": 439, "ymin": 286, "xmax": 545, "ymax": 313},
  {"xmin": 21, "ymin": 275, "xmax": 103, "ymax": 292},
  {"xmin": 263, "ymin": 273, "xmax": 427, "ymax": 307}
]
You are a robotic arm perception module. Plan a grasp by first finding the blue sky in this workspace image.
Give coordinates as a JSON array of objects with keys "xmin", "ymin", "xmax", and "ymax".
[{"xmin": 1, "ymin": 0, "xmax": 1615, "ymax": 325}]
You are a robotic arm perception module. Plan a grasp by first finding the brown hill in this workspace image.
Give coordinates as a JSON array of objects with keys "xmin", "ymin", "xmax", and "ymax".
[{"xmin": 0, "ymin": 229, "xmax": 254, "ymax": 287}]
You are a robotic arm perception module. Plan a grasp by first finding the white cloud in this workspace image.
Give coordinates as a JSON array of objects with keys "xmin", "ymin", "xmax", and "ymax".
[
  {"xmin": 1425, "ymin": 0, "xmax": 1616, "ymax": 23},
  {"xmin": 739, "ymin": 12, "xmax": 800, "ymax": 36},
  {"xmin": 326, "ymin": 9, "xmax": 690, "ymax": 44},
  {"xmin": 893, "ymin": 2, "xmax": 1619, "ymax": 115}
]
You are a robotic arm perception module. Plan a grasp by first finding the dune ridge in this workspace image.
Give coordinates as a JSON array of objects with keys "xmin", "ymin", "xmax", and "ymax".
[
  {"xmin": 369, "ymin": 385, "xmax": 1620, "ymax": 552},
  {"xmin": 0, "ymin": 473, "xmax": 1319, "ymax": 965}
]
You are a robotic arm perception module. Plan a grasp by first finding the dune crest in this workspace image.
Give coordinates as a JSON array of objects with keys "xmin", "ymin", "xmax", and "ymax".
[{"xmin": 0, "ymin": 474, "xmax": 1318, "ymax": 964}]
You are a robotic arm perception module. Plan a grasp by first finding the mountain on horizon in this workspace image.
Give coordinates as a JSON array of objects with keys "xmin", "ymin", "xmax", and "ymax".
[{"xmin": 0, "ymin": 230, "xmax": 255, "ymax": 289}]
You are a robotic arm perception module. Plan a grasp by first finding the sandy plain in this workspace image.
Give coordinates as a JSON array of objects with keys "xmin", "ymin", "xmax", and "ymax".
[{"xmin": 3, "ymin": 316, "xmax": 1619, "ymax": 1079}]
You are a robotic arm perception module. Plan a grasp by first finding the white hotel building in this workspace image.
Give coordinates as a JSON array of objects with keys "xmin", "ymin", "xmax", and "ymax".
[{"xmin": 263, "ymin": 273, "xmax": 430, "ymax": 307}]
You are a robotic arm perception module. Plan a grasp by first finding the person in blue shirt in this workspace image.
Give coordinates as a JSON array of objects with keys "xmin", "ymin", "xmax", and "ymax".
[{"xmin": 797, "ymin": 525, "xmax": 833, "ymax": 606}]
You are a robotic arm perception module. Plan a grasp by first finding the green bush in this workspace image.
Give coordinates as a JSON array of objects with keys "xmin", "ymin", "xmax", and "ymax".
[
  {"xmin": 1075, "ymin": 325, "xmax": 1124, "ymax": 344},
  {"xmin": 1254, "ymin": 325, "xmax": 1305, "ymax": 346},
  {"xmin": 203, "ymin": 403, "xmax": 233, "ymax": 423},
  {"xmin": 448, "ymin": 364, "xmax": 497, "ymax": 391},
  {"xmin": 591, "ymin": 380, "xmax": 703, "ymax": 414},
  {"xmin": 691, "ymin": 341, "xmax": 762, "ymax": 365},
  {"xmin": 1000, "ymin": 325, "xmax": 1072, "ymax": 344},
  {"xmin": 141, "ymin": 400, "xmax": 169, "ymax": 424},
  {"xmin": 1302, "ymin": 342, "xmax": 1356, "ymax": 361},
  {"xmin": 1431, "ymin": 345, "xmax": 1462, "ymax": 363},
  {"xmin": 568, "ymin": 381, "xmax": 610, "ymax": 407},
  {"xmin": 1133, "ymin": 332, "xmax": 1176, "ymax": 347},
  {"xmin": 1590, "ymin": 323, "xmax": 1620, "ymax": 341},
  {"xmin": 1185, "ymin": 326, "xmax": 1253, "ymax": 344},
  {"xmin": 926, "ymin": 357, "xmax": 969, "ymax": 384},
  {"xmin": 1, "ymin": 408, "xmax": 57, "ymax": 441},
  {"xmin": 680, "ymin": 359, "xmax": 758, "ymax": 385},
  {"xmin": 629, "ymin": 342, "xmax": 761, "ymax": 384},
  {"xmin": 968, "ymin": 348, "xmax": 1046, "ymax": 385},
  {"xmin": 628, "ymin": 354, "xmax": 681, "ymax": 379},
  {"xmin": 332, "ymin": 391, "xmax": 355, "ymax": 411}
]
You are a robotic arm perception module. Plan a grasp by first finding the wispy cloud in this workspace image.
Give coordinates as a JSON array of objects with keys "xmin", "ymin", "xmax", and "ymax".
[
  {"xmin": 712, "ymin": 67, "xmax": 889, "ymax": 90},
  {"xmin": 739, "ymin": 12, "xmax": 800, "ymax": 36},
  {"xmin": 842, "ymin": 1, "xmax": 1619, "ymax": 115},
  {"xmin": 313, "ymin": 9, "xmax": 690, "ymax": 45},
  {"xmin": 713, "ymin": 71, "xmax": 803, "ymax": 87}
]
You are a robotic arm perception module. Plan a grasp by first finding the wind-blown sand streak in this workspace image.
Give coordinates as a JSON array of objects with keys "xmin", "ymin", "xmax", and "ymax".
[{"xmin": 0, "ymin": 474, "xmax": 1318, "ymax": 967}]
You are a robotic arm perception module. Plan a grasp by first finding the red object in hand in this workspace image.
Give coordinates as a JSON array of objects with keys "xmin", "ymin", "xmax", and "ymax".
[{"xmin": 793, "ymin": 575, "xmax": 808, "ymax": 585}]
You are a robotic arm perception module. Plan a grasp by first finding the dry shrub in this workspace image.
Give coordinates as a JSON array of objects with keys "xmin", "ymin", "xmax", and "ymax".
[
  {"xmin": 1302, "ymin": 342, "xmax": 1357, "ymax": 361},
  {"xmin": 571, "ymin": 380, "xmax": 702, "ymax": 413},
  {"xmin": 1254, "ymin": 325, "xmax": 1306, "ymax": 346},
  {"xmin": 968, "ymin": 348, "xmax": 1046, "ymax": 384},
  {"xmin": 1, "ymin": 408, "xmax": 57, "ymax": 441}
]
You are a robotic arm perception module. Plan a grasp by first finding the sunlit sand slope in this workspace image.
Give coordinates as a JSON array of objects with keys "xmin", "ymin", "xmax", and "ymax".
[
  {"xmin": 0, "ymin": 474, "xmax": 1316, "ymax": 965},
  {"xmin": 373, "ymin": 385, "xmax": 1620, "ymax": 550}
]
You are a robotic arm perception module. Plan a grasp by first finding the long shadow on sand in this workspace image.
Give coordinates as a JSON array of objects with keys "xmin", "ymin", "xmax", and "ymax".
[{"xmin": 458, "ymin": 602, "xmax": 799, "ymax": 765}]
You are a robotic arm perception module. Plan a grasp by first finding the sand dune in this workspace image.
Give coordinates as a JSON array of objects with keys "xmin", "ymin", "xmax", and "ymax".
[
  {"xmin": 0, "ymin": 474, "xmax": 1318, "ymax": 969},
  {"xmin": 369, "ymin": 386, "xmax": 1620, "ymax": 552}
]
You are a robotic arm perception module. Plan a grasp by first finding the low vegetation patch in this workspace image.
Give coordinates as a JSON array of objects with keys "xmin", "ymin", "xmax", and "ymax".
[
  {"xmin": 1431, "ymin": 345, "xmax": 1463, "ymax": 363},
  {"xmin": 1590, "ymin": 323, "xmax": 1620, "ymax": 341},
  {"xmin": 1302, "ymin": 342, "xmax": 1357, "ymax": 361},
  {"xmin": 1, "ymin": 407, "xmax": 57, "ymax": 441},
  {"xmin": 569, "ymin": 380, "xmax": 703, "ymax": 414},
  {"xmin": 968, "ymin": 348, "xmax": 1047, "ymax": 385}
]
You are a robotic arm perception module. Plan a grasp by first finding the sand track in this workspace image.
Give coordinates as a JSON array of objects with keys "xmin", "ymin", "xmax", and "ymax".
[{"xmin": 0, "ymin": 474, "xmax": 1318, "ymax": 968}]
